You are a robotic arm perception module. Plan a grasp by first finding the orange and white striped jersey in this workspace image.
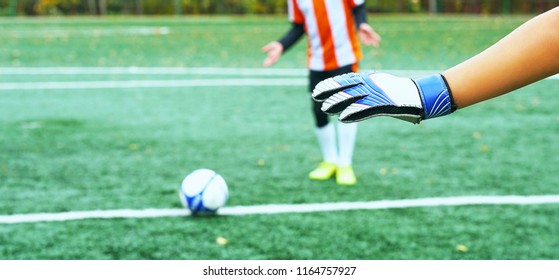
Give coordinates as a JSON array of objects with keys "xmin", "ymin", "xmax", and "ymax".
[{"xmin": 288, "ymin": 0, "xmax": 364, "ymax": 71}]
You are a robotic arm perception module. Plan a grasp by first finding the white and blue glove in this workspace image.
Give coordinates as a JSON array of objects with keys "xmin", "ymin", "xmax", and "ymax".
[{"xmin": 312, "ymin": 71, "xmax": 456, "ymax": 124}]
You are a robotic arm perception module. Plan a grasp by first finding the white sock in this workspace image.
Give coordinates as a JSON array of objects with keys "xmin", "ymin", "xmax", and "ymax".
[
  {"xmin": 337, "ymin": 121, "xmax": 357, "ymax": 166},
  {"xmin": 315, "ymin": 123, "xmax": 338, "ymax": 164}
]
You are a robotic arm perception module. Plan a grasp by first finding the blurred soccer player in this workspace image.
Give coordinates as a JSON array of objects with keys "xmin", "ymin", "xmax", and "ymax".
[
  {"xmin": 312, "ymin": 7, "xmax": 559, "ymax": 125},
  {"xmin": 262, "ymin": 0, "xmax": 381, "ymax": 185}
]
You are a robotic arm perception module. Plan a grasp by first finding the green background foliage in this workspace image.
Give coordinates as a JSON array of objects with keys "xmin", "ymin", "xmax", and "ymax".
[{"xmin": 1, "ymin": 0, "xmax": 558, "ymax": 16}]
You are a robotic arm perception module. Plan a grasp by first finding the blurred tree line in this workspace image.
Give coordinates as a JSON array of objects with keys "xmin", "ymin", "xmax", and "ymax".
[{"xmin": 1, "ymin": 0, "xmax": 558, "ymax": 16}]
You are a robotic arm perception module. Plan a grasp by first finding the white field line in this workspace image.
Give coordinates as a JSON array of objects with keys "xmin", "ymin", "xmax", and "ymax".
[
  {"xmin": 1, "ymin": 67, "xmax": 558, "ymax": 80},
  {"xmin": 1, "ymin": 195, "xmax": 558, "ymax": 224},
  {"xmin": 0, "ymin": 79, "xmax": 308, "ymax": 90},
  {"xmin": 0, "ymin": 67, "xmax": 308, "ymax": 76},
  {"xmin": 2, "ymin": 27, "xmax": 171, "ymax": 38},
  {"xmin": 0, "ymin": 67, "xmax": 556, "ymax": 90}
]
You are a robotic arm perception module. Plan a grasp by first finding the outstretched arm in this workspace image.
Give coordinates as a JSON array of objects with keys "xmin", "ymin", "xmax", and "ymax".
[
  {"xmin": 312, "ymin": 7, "xmax": 559, "ymax": 123},
  {"xmin": 444, "ymin": 7, "xmax": 559, "ymax": 108}
]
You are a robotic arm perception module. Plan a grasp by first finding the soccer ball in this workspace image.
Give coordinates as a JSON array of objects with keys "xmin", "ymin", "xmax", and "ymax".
[{"xmin": 179, "ymin": 169, "xmax": 228, "ymax": 214}]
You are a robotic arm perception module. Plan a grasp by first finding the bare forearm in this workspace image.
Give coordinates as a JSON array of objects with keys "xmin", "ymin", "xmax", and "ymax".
[{"xmin": 443, "ymin": 7, "xmax": 559, "ymax": 109}]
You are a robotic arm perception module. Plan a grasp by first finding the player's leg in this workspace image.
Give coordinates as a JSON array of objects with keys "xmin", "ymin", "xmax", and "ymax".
[
  {"xmin": 443, "ymin": 6, "xmax": 559, "ymax": 109},
  {"xmin": 333, "ymin": 64, "xmax": 359, "ymax": 185},
  {"xmin": 308, "ymin": 71, "xmax": 338, "ymax": 180},
  {"xmin": 309, "ymin": 100, "xmax": 338, "ymax": 180},
  {"xmin": 336, "ymin": 121, "xmax": 357, "ymax": 185},
  {"xmin": 309, "ymin": 66, "xmax": 359, "ymax": 184}
]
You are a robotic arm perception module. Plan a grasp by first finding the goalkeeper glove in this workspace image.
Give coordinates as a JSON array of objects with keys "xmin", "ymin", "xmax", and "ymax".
[{"xmin": 312, "ymin": 71, "xmax": 457, "ymax": 124}]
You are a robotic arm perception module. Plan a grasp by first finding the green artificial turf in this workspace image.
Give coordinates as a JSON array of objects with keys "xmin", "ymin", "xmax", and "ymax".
[{"xmin": 1, "ymin": 14, "xmax": 558, "ymax": 260}]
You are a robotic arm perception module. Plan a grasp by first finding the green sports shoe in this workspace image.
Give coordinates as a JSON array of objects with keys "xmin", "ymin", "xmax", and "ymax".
[
  {"xmin": 308, "ymin": 161, "xmax": 337, "ymax": 180},
  {"xmin": 336, "ymin": 165, "xmax": 356, "ymax": 186}
]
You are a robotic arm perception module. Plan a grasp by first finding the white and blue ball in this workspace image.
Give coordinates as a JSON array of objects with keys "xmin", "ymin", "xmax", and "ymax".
[{"xmin": 179, "ymin": 169, "xmax": 228, "ymax": 214}]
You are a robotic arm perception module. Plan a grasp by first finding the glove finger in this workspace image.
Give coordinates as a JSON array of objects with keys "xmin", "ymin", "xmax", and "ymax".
[
  {"xmin": 337, "ymin": 95, "xmax": 383, "ymax": 122},
  {"xmin": 322, "ymin": 71, "xmax": 393, "ymax": 114},
  {"xmin": 321, "ymin": 84, "xmax": 370, "ymax": 114},
  {"xmin": 312, "ymin": 73, "xmax": 363, "ymax": 101},
  {"xmin": 338, "ymin": 96, "xmax": 423, "ymax": 123}
]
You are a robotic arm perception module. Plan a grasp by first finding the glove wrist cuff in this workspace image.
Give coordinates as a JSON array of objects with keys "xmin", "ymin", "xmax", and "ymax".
[
  {"xmin": 415, "ymin": 74, "xmax": 454, "ymax": 120},
  {"xmin": 439, "ymin": 74, "xmax": 458, "ymax": 113}
]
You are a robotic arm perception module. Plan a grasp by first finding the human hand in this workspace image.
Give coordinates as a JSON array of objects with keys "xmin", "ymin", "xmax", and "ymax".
[
  {"xmin": 358, "ymin": 23, "xmax": 381, "ymax": 48},
  {"xmin": 312, "ymin": 72, "xmax": 454, "ymax": 124},
  {"xmin": 261, "ymin": 41, "xmax": 284, "ymax": 67}
]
